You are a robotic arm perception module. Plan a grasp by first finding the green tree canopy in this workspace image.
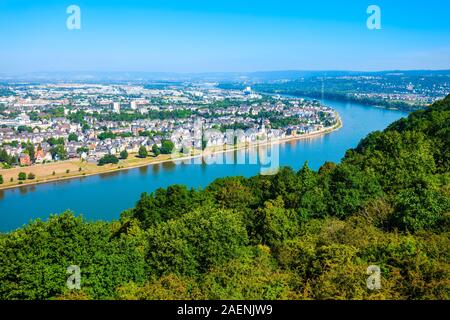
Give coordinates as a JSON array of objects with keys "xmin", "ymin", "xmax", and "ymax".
[{"xmin": 138, "ymin": 146, "xmax": 148, "ymax": 158}]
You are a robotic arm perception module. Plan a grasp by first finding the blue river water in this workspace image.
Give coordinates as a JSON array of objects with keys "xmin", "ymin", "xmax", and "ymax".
[{"xmin": 0, "ymin": 98, "xmax": 409, "ymax": 232}]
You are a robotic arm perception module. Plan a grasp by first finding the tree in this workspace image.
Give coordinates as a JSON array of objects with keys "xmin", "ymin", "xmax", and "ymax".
[
  {"xmin": 391, "ymin": 182, "xmax": 450, "ymax": 232},
  {"xmin": 50, "ymin": 145, "xmax": 68, "ymax": 160},
  {"xmin": 146, "ymin": 206, "xmax": 248, "ymax": 276},
  {"xmin": 0, "ymin": 212, "xmax": 147, "ymax": 299},
  {"xmin": 138, "ymin": 146, "xmax": 148, "ymax": 158},
  {"xmin": 132, "ymin": 185, "xmax": 210, "ymax": 228},
  {"xmin": 18, "ymin": 172, "xmax": 26, "ymax": 181},
  {"xmin": 68, "ymin": 133, "xmax": 78, "ymax": 142},
  {"xmin": 160, "ymin": 140, "xmax": 175, "ymax": 154},
  {"xmin": 98, "ymin": 131, "xmax": 116, "ymax": 141},
  {"xmin": 82, "ymin": 124, "xmax": 90, "ymax": 132},
  {"xmin": 120, "ymin": 150, "xmax": 129, "ymax": 160},
  {"xmin": 152, "ymin": 144, "xmax": 161, "ymax": 157},
  {"xmin": 200, "ymin": 246, "xmax": 296, "ymax": 300},
  {"xmin": 24, "ymin": 142, "xmax": 35, "ymax": 162},
  {"xmin": 269, "ymin": 167, "xmax": 301, "ymax": 209},
  {"xmin": 17, "ymin": 125, "xmax": 32, "ymax": 133},
  {"xmin": 139, "ymin": 131, "xmax": 153, "ymax": 137},
  {"xmin": 0, "ymin": 148, "xmax": 15, "ymax": 165},
  {"xmin": 0, "ymin": 175, "xmax": 3, "ymax": 184},
  {"xmin": 296, "ymin": 162, "xmax": 327, "ymax": 219},
  {"xmin": 47, "ymin": 137, "xmax": 65, "ymax": 146},
  {"xmin": 76, "ymin": 147, "xmax": 89, "ymax": 155},
  {"xmin": 254, "ymin": 197, "xmax": 298, "ymax": 246},
  {"xmin": 206, "ymin": 177, "xmax": 255, "ymax": 211},
  {"xmin": 98, "ymin": 154, "xmax": 119, "ymax": 166},
  {"xmin": 27, "ymin": 173, "xmax": 36, "ymax": 180}
]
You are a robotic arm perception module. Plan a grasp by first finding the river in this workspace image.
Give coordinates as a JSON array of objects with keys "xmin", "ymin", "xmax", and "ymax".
[{"xmin": 0, "ymin": 98, "xmax": 409, "ymax": 232}]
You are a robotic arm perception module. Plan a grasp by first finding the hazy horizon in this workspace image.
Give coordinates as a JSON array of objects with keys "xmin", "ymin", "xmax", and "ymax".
[
  {"xmin": 2, "ymin": 69, "xmax": 450, "ymax": 82},
  {"xmin": 3, "ymin": 68, "xmax": 450, "ymax": 74}
]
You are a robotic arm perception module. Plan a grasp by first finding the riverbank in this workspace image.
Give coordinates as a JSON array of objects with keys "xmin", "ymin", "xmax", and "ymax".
[{"xmin": 0, "ymin": 115, "xmax": 342, "ymax": 191}]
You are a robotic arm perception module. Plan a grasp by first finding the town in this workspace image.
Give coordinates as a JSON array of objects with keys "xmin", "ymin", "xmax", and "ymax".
[{"xmin": 0, "ymin": 82, "xmax": 338, "ymax": 185}]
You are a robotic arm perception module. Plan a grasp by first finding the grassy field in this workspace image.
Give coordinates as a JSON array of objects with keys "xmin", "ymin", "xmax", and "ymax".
[{"xmin": 0, "ymin": 153, "xmax": 174, "ymax": 190}]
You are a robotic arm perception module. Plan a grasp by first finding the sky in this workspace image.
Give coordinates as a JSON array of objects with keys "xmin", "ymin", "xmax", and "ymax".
[{"xmin": 0, "ymin": 0, "xmax": 450, "ymax": 73}]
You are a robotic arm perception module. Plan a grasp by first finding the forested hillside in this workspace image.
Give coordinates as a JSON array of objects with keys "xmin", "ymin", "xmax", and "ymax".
[{"xmin": 1, "ymin": 95, "xmax": 449, "ymax": 300}]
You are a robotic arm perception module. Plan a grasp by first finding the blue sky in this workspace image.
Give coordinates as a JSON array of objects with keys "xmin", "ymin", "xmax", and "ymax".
[{"xmin": 1, "ymin": 0, "xmax": 449, "ymax": 73}]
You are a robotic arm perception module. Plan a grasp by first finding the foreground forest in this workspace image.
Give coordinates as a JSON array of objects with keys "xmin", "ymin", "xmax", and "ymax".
[{"xmin": 0, "ymin": 95, "xmax": 449, "ymax": 300}]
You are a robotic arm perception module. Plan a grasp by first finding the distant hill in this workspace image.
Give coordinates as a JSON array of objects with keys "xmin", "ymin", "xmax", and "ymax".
[{"xmin": 2, "ymin": 69, "xmax": 450, "ymax": 82}]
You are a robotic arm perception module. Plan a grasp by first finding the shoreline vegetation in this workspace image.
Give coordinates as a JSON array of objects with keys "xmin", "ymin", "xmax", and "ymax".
[{"xmin": 0, "ymin": 114, "xmax": 343, "ymax": 192}]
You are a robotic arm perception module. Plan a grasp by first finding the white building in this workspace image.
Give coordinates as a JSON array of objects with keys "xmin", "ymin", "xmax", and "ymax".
[
  {"xmin": 243, "ymin": 86, "xmax": 252, "ymax": 94},
  {"xmin": 113, "ymin": 102, "xmax": 121, "ymax": 113}
]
